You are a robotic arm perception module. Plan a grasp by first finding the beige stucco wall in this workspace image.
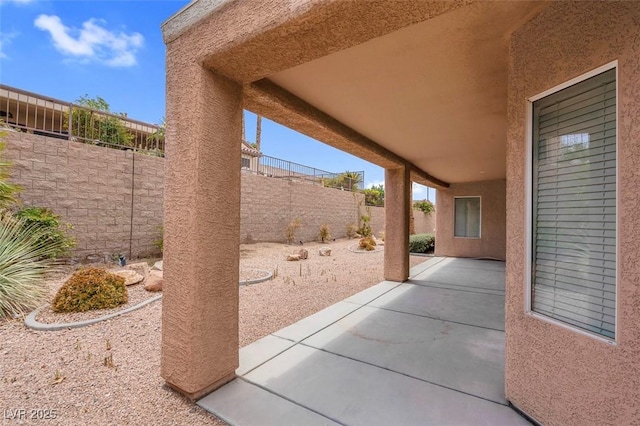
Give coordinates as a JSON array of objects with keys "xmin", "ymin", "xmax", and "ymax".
[
  {"xmin": 505, "ymin": 3, "xmax": 640, "ymax": 425},
  {"xmin": 435, "ymin": 180, "xmax": 506, "ymax": 260}
]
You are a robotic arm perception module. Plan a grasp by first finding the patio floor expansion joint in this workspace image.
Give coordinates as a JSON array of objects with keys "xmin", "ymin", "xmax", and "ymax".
[
  {"xmin": 409, "ymin": 280, "xmax": 505, "ymax": 294},
  {"xmin": 237, "ymin": 376, "xmax": 347, "ymax": 426},
  {"xmin": 367, "ymin": 304, "xmax": 505, "ymax": 333},
  {"xmin": 297, "ymin": 342, "xmax": 509, "ymax": 407}
]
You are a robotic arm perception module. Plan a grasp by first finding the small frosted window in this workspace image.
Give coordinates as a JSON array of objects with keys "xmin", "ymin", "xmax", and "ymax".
[{"xmin": 454, "ymin": 197, "xmax": 481, "ymax": 238}]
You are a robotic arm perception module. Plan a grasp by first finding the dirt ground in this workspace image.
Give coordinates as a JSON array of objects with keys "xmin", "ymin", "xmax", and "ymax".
[{"xmin": 0, "ymin": 239, "xmax": 427, "ymax": 425}]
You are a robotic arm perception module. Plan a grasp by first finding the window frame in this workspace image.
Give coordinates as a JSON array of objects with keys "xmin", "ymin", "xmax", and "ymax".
[
  {"xmin": 524, "ymin": 61, "xmax": 619, "ymax": 345},
  {"xmin": 453, "ymin": 196, "xmax": 482, "ymax": 239}
]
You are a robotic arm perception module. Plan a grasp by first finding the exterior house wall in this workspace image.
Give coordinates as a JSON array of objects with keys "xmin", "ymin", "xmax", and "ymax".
[
  {"xmin": 435, "ymin": 180, "xmax": 506, "ymax": 260},
  {"xmin": 505, "ymin": 3, "xmax": 640, "ymax": 424}
]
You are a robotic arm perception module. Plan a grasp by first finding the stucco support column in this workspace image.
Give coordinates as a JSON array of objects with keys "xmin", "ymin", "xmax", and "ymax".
[
  {"xmin": 161, "ymin": 46, "xmax": 242, "ymax": 400},
  {"xmin": 384, "ymin": 165, "xmax": 410, "ymax": 282}
]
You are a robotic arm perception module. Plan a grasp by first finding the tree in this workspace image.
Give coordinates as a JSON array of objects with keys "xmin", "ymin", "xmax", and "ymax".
[
  {"xmin": 413, "ymin": 199, "xmax": 435, "ymax": 215},
  {"xmin": 364, "ymin": 184, "xmax": 385, "ymax": 206},
  {"xmin": 66, "ymin": 95, "xmax": 134, "ymax": 148},
  {"xmin": 147, "ymin": 117, "xmax": 165, "ymax": 151},
  {"xmin": 341, "ymin": 171, "xmax": 361, "ymax": 191}
]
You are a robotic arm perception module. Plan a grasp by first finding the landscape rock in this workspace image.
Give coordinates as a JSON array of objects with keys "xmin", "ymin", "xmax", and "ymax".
[
  {"xmin": 144, "ymin": 271, "xmax": 163, "ymax": 292},
  {"xmin": 287, "ymin": 254, "xmax": 300, "ymax": 261},
  {"xmin": 298, "ymin": 248, "xmax": 309, "ymax": 260},
  {"xmin": 125, "ymin": 262, "xmax": 150, "ymax": 279},
  {"xmin": 152, "ymin": 260, "xmax": 163, "ymax": 271},
  {"xmin": 319, "ymin": 247, "xmax": 332, "ymax": 257},
  {"xmin": 113, "ymin": 269, "xmax": 144, "ymax": 286}
]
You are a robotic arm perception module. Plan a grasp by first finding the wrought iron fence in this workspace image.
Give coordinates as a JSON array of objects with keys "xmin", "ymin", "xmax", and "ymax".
[
  {"xmin": 0, "ymin": 84, "xmax": 164, "ymax": 156},
  {"xmin": 257, "ymin": 155, "xmax": 364, "ymax": 192}
]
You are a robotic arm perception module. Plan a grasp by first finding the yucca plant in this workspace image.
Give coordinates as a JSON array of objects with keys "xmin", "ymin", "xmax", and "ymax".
[{"xmin": 0, "ymin": 214, "xmax": 60, "ymax": 319}]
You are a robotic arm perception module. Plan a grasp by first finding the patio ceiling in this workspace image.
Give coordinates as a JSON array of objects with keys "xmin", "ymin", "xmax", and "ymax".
[
  {"xmin": 164, "ymin": 0, "xmax": 548, "ymax": 186},
  {"xmin": 266, "ymin": 2, "xmax": 547, "ymax": 184}
]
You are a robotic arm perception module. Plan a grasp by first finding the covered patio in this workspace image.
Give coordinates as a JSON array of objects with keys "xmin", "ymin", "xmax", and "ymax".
[
  {"xmin": 160, "ymin": 1, "xmax": 640, "ymax": 424},
  {"xmin": 199, "ymin": 257, "xmax": 525, "ymax": 425}
]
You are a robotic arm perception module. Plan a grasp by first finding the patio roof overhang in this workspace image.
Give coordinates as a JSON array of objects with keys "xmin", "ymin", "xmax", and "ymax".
[{"xmin": 162, "ymin": 0, "xmax": 548, "ymax": 187}]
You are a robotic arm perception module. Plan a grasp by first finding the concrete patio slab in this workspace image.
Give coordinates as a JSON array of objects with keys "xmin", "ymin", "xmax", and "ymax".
[
  {"xmin": 409, "ymin": 256, "xmax": 446, "ymax": 277},
  {"xmin": 237, "ymin": 334, "xmax": 295, "ymax": 376},
  {"xmin": 198, "ymin": 378, "xmax": 340, "ymax": 426},
  {"xmin": 369, "ymin": 283, "xmax": 505, "ymax": 330},
  {"xmin": 302, "ymin": 305, "xmax": 506, "ymax": 403},
  {"xmin": 244, "ymin": 345, "xmax": 527, "ymax": 426},
  {"xmin": 443, "ymin": 258, "xmax": 506, "ymax": 272},
  {"xmin": 412, "ymin": 263, "xmax": 505, "ymax": 292},
  {"xmin": 198, "ymin": 259, "xmax": 527, "ymax": 425},
  {"xmin": 342, "ymin": 280, "xmax": 400, "ymax": 306},
  {"xmin": 273, "ymin": 301, "xmax": 360, "ymax": 342}
]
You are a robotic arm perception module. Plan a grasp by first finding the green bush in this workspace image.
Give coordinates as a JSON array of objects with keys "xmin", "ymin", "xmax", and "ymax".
[
  {"xmin": 0, "ymin": 214, "xmax": 60, "ymax": 319},
  {"xmin": 52, "ymin": 267, "xmax": 128, "ymax": 313},
  {"xmin": 409, "ymin": 233, "xmax": 435, "ymax": 253},
  {"xmin": 14, "ymin": 207, "xmax": 75, "ymax": 259}
]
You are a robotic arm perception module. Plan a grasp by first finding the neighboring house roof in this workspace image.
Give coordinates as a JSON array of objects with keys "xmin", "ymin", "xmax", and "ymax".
[{"xmin": 241, "ymin": 140, "xmax": 261, "ymax": 157}]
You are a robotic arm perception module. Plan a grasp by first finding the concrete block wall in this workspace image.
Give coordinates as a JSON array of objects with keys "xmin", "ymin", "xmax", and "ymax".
[
  {"xmin": 240, "ymin": 171, "xmax": 363, "ymax": 243},
  {"xmin": 4, "ymin": 130, "xmax": 439, "ymax": 256},
  {"xmin": 368, "ymin": 205, "xmax": 436, "ymax": 238},
  {"xmin": 3, "ymin": 130, "xmax": 164, "ymax": 259}
]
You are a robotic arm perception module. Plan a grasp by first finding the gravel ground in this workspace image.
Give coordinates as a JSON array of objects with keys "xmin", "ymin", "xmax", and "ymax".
[{"xmin": 0, "ymin": 238, "xmax": 426, "ymax": 425}]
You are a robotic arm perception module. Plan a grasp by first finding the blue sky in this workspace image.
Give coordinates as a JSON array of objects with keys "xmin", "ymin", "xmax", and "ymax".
[{"xmin": 0, "ymin": 0, "xmax": 434, "ymax": 199}]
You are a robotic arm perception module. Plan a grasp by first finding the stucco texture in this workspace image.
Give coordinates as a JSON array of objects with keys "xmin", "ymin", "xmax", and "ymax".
[
  {"xmin": 435, "ymin": 180, "xmax": 506, "ymax": 260},
  {"xmin": 505, "ymin": 3, "xmax": 640, "ymax": 424},
  {"xmin": 161, "ymin": 42, "xmax": 242, "ymax": 399},
  {"xmin": 384, "ymin": 166, "xmax": 410, "ymax": 282}
]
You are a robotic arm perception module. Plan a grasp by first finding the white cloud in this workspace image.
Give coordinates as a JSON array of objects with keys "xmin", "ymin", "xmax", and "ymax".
[
  {"xmin": 365, "ymin": 180, "xmax": 384, "ymax": 189},
  {"xmin": 34, "ymin": 14, "xmax": 143, "ymax": 67},
  {"xmin": 0, "ymin": 0, "xmax": 36, "ymax": 4},
  {"xmin": 0, "ymin": 32, "xmax": 17, "ymax": 59}
]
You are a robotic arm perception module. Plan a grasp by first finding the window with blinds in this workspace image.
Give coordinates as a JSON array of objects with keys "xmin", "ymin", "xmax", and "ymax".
[{"xmin": 531, "ymin": 67, "xmax": 616, "ymax": 339}]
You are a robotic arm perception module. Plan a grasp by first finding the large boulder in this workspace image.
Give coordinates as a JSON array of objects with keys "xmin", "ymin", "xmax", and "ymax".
[
  {"xmin": 143, "ymin": 270, "xmax": 163, "ymax": 292},
  {"xmin": 319, "ymin": 247, "xmax": 332, "ymax": 257},
  {"xmin": 125, "ymin": 262, "xmax": 150, "ymax": 279},
  {"xmin": 113, "ymin": 269, "xmax": 144, "ymax": 286},
  {"xmin": 298, "ymin": 248, "xmax": 309, "ymax": 260}
]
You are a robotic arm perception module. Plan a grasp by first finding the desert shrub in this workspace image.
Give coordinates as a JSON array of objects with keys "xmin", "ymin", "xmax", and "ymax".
[
  {"xmin": 318, "ymin": 223, "xmax": 331, "ymax": 243},
  {"xmin": 285, "ymin": 218, "xmax": 301, "ymax": 243},
  {"xmin": 409, "ymin": 233, "xmax": 435, "ymax": 253},
  {"xmin": 358, "ymin": 209, "xmax": 372, "ymax": 237},
  {"xmin": 359, "ymin": 236, "xmax": 377, "ymax": 251},
  {"xmin": 346, "ymin": 223, "xmax": 358, "ymax": 239},
  {"xmin": 14, "ymin": 207, "xmax": 75, "ymax": 259},
  {"xmin": 52, "ymin": 267, "xmax": 127, "ymax": 313},
  {"xmin": 0, "ymin": 215, "xmax": 59, "ymax": 319}
]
